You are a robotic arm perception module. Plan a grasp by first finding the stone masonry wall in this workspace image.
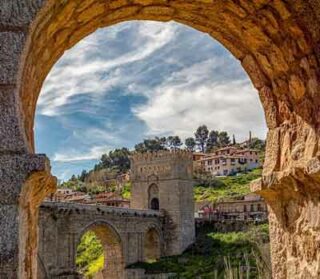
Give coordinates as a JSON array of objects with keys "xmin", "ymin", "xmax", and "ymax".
[
  {"xmin": 38, "ymin": 202, "xmax": 163, "ymax": 279},
  {"xmin": 130, "ymin": 151, "xmax": 195, "ymax": 255}
]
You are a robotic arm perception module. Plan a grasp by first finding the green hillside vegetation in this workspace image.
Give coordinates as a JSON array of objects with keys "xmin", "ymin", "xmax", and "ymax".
[
  {"xmin": 194, "ymin": 168, "xmax": 262, "ymax": 202},
  {"xmin": 121, "ymin": 182, "xmax": 131, "ymax": 199},
  {"xmin": 129, "ymin": 224, "xmax": 271, "ymax": 278},
  {"xmin": 76, "ymin": 231, "xmax": 104, "ymax": 278}
]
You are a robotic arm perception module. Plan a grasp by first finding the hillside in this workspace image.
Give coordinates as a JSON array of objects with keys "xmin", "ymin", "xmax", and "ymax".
[
  {"xmin": 129, "ymin": 224, "xmax": 271, "ymax": 278},
  {"xmin": 194, "ymin": 168, "xmax": 262, "ymax": 203}
]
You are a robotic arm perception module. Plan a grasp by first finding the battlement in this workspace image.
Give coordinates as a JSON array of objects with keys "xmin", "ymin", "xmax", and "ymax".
[{"xmin": 130, "ymin": 150, "xmax": 193, "ymax": 165}]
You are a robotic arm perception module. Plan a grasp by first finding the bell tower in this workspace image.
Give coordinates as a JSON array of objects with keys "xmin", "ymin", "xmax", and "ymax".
[{"xmin": 130, "ymin": 150, "xmax": 195, "ymax": 255}]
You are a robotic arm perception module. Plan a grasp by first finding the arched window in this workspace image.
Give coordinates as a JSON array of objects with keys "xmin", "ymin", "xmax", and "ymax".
[
  {"xmin": 151, "ymin": 198, "xmax": 159, "ymax": 210},
  {"xmin": 148, "ymin": 184, "xmax": 159, "ymax": 210}
]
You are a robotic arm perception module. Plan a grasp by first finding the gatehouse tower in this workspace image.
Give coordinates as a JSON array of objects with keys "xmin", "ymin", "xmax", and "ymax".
[{"xmin": 130, "ymin": 150, "xmax": 195, "ymax": 255}]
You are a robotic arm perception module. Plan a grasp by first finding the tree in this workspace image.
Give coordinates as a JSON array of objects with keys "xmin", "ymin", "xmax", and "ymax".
[
  {"xmin": 97, "ymin": 147, "xmax": 131, "ymax": 173},
  {"xmin": 218, "ymin": 131, "xmax": 230, "ymax": 147},
  {"xmin": 248, "ymin": 138, "xmax": 265, "ymax": 151},
  {"xmin": 232, "ymin": 134, "xmax": 236, "ymax": 145},
  {"xmin": 107, "ymin": 148, "xmax": 131, "ymax": 172},
  {"xmin": 167, "ymin": 136, "xmax": 182, "ymax": 150},
  {"xmin": 185, "ymin": 137, "xmax": 196, "ymax": 151},
  {"xmin": 207, "ymin": 130, "xmax": 219, "ymax": 151},
  {"xmin": 79, "ymin": 170, "xmax": 88, "ymax": 182},
  {"xmin": 135, "ymin": 137, "xmax": 167, "ymax": 153},
  {"xmin": 195, "ymin": 125, "xmax": 209, "ymax": 152},
  {"xmin": 70, "ymin": 174, "xmax": 77, "ymax": 182}
]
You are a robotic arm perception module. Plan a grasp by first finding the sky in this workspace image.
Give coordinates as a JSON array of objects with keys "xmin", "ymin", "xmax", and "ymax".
[{"xmin": 35, "ymin": 21, "xmax": 267, "ymax": 181}]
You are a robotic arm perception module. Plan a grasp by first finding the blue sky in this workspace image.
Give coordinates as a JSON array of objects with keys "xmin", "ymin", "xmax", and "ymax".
[{"xmin": 35, "ymin": 21, "xmax": 267, "ymax": 181}]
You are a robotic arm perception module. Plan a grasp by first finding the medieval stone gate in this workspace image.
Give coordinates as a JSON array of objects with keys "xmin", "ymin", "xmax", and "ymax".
[{"xmin": 1, "ymin": 1, "xmax": 320, "ymax": 278}]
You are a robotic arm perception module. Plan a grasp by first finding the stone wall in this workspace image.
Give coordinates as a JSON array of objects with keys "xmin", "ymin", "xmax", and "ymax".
[
  {"xmin": 38, "ymin": 202, "xmax": 163, "ymax": 279},
  {"xmin": 130, "ymin": 151, "xmax": 195, "ymax": 256}
]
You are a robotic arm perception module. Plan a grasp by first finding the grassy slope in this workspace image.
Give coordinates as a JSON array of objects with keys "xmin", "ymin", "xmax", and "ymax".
[
  {"xmin": 194, "ymin": 168, "xmax": 262, "ymax": 203},
  {"xmin": 130, "ymin": 224, "xmax": 270, "ymax": 278}
]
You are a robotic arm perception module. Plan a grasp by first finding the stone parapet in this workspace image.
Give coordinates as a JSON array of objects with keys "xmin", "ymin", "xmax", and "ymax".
[{"xmin": 41, "ymin": 201, "xmax": 161, "ymax": 218}]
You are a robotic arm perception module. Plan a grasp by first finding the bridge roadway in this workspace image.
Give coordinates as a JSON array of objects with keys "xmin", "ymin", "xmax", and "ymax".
[{"xmin": 38, "ymin": 202, "xmax": 163, "ymax": 278}]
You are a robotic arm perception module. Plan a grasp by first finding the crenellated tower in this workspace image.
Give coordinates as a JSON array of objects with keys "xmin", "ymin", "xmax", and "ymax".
[{"xmin": 130, "ymin": 150, "xmax": 195, "ymax": 256}]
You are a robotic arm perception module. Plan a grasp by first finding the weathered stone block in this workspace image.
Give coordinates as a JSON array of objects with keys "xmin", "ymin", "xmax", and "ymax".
[
  {"xmin": 0, "ymin": 0, "xmax": 44, "ymax": 27},
  {"xmin": 0, "ymin": 32, "xmax": 26, "ymax": 84},
  {"xmin": 0, "ymin": 153, "xmax": 51, "ymax": 204},
  {"xmin": 0, "ymin": 87, "xmax": 27, "ymax": 153}
]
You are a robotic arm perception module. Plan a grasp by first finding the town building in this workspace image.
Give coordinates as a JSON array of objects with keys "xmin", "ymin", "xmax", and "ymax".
[
  {"xmin": 194, "ymin": 146, "xmax": 261, "ymax": 176},
  {"xmin": 88, "ymin": 192, "xmax": 130, "ymax": 208},
  {"xmin": 197, "ymin": 193, "xmax": 268, "ymax": 222},
  {"xmin": 45, "ymin": 188, "xmax": 91, "ymax": 203},
  {"xmin": 46, "ymin": 188, "xmax": 130, "ymax": 207}
]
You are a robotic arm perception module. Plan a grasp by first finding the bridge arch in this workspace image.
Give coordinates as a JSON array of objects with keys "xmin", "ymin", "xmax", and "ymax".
[
  {"xmin": 76, "ymin": 221, "xmax": 124, "ymax": 279},
  {"xmin": 144, "ymin": 226, "xmax": 162, "ymax": 262},
  {"xmin": 0, "ymin": 1, "xmax": 319, "ymax": 278}
]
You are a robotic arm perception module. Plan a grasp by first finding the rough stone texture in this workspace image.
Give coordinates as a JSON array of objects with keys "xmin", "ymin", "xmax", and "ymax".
[
  {"xmin": 130, "ymin": 150, "xmax": 195, "ymax": 255},
  {"xmin": 0, "ymin": 154, "xmax": 56, "ymax": 279},
  {"xmin": 0, "ymin": 0, "xmax": 320, "ymax": 278},
  {"xmin": 37, "ymin": 202, "xmax": 162, "ymax": 279}
]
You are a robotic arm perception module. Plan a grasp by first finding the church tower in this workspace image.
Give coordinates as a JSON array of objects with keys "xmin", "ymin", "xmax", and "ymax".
[{"xmin": 130, "ymin": 150, "xmax": 195, "ymax": 256}]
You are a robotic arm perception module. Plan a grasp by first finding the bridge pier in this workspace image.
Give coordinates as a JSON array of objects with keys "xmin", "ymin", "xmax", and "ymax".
[{"xmin": 0, "ymin": 154, "xmax": 56, "ymax": 278}]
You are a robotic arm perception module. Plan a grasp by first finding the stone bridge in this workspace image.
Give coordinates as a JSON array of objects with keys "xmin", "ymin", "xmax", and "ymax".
[{"xmin": 38, "ymin": 202, "xmax": 163, "ymax": 279}]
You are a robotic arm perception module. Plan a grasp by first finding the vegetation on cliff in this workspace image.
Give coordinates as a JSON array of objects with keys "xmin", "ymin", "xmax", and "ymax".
[
  {"xmin": 76, "ymin": 231, "xmax": 104, "ymax": 278},
  {"xmin": 194, "ymin": 168, "xmax": 262, "ymax": 202},
  {"xmin": 129, "ymin": 224, "xmax": 271, "ymax": 278}
]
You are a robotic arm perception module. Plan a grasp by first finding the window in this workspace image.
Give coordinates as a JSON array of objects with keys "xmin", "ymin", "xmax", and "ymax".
[
  {"xmin": 151, "ymin": 198, "xmax": 159, "ymax": 210},
  {"xmin": 257, "ymin": 204, "xmax": 262, "ymax": 211},
  {"xmin": 244, "ymin": 205, "xmax": 247, "ymax": 212},
  {"xmin": 250, "ymin": 204, "xmax": 254, "ymax": 212},
  {"xmin": 215, "ymin": 159, "xmax": 220, "ymax": 164},
  {"xmin": 208, "ymin": 160, "xmax": 212, "ymax": 165}
]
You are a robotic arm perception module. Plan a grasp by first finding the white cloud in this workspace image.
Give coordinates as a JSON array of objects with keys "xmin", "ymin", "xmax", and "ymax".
[
  {"xmin": 37, "ymin": 21, "xmax": 177, "ymax": 116},
  {"xmin": 133, "ymin": 60, "xmax": 267, "ymax": 142},
  {"xmin": 53, "ymin": 145, "xmax": 110, "ymax": 162}
]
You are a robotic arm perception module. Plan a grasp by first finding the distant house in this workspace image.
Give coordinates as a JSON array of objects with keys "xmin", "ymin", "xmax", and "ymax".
[
  {"xmin": 46, "ymin": 188, "xmax": 91, "ymax": 203},
  {"xmin": 197, "ymin": 193, "xmax": 268, "ymax": 222},
  {"xmin": 88, "ymin": 192, "xmax": 130, "ymax": 208},
  {"xmin": 194, "ymin": 146, "xmax": 260, "ymax": 176},
  {"xmin": 46, "ymin": 189, "xmax": 130, "ymax": 208}
]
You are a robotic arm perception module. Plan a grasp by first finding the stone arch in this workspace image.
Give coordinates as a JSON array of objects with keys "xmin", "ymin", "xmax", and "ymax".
[
  {"xmin": 0, "ymin": 1, "xmax": 320, "ymax": 278},
  {"xmin": 18, "ymin": 0, "xmax": 318, "ymax": 155},
  {"xmin": 144, "ymin": 227, "xmax": 161, "ymax": 262},
  {"xmin": 148, "ymin": 183, "xmax": 159, "ymax": 210},
  {"xmin": 77, "ymin": 221, "xmax": 124, "ymax": 279}
]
